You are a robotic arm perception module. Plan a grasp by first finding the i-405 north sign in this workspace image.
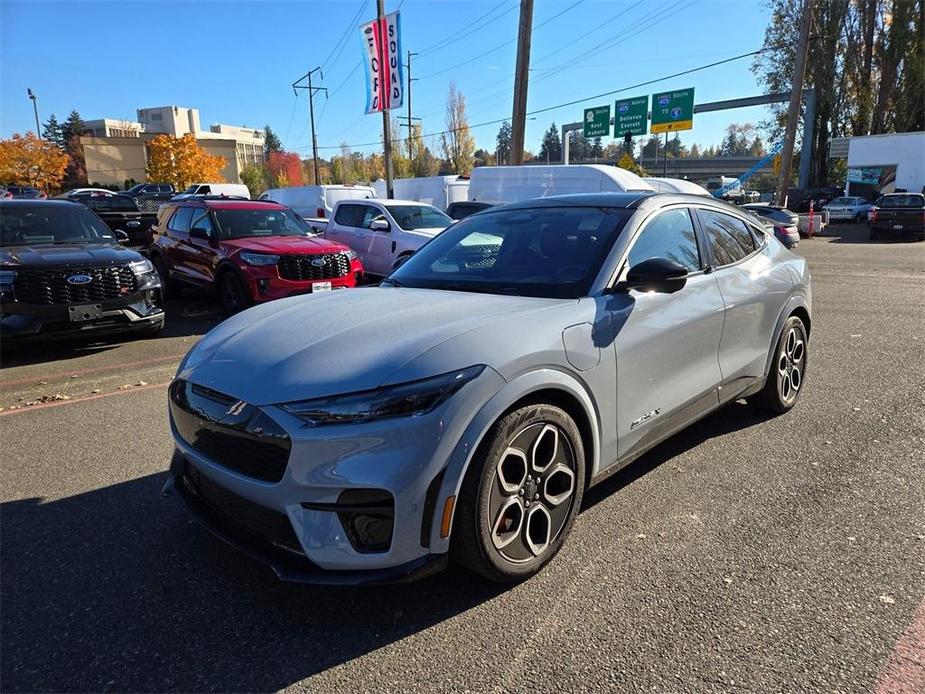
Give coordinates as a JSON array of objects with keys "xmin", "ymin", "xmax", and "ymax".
[
  {"xmin": 651, "ymin": 88, "xmax": 694, "ymax": 134},
  {"xmin": 614, "ymin": 96, "xmax": 648, "ymax": 138}
]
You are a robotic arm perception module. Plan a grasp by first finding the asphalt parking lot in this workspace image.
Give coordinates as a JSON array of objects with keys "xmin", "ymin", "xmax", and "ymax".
[{"xmin": 1, "ymin": 223, "xmax": 923, "ymax": 693}]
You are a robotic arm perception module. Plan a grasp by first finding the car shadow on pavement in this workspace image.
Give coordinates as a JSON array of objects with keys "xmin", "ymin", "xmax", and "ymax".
[
  {"xmin": 582, "ymin": 401, "xmax": 775, "ymax": 511},
  {"xmin": 818, "ymin": 222, "xmax": 877, "ymax": 244},
  {"xmin": 0, "ymin": 472, "xmax": 505, "ymax": 692}
]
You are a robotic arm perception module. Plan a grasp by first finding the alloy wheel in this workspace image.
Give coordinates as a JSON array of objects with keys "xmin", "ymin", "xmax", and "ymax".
[
  {"xmin": 488, "ymin": 423, "xmax": 577, "ymax": 563},
  {"xmin": 777, "ymin": 325, "xmax": 805, "ymax": 404}
]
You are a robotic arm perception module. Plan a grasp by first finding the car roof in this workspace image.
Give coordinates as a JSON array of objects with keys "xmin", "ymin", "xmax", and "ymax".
[
  {"xmin": 0, "ymin": 198, "xmax": 80, "ymax": 207},
  {"xmin": 377, "ymin": 199, "xmax": 435, "ymax": 207},
  {"xmin": 486, "ymin": 192, "xmax": 654, "ymax": 212},
  {"xmin": 175, "ymin": 199, "xmax": 282, "ymax": 210}
]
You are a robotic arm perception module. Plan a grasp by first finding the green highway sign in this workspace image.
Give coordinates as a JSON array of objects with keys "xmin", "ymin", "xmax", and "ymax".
[
  {"xmin": 583, "ymin": 105, "xmax": 611, "ymax": 138},
  {"xmin": 614, "ymin": 95, "xmax": 648, "ymax": 137},
  {"xmin": 651, "ymin": 88, "xmax": 695, "ymax": 133}
]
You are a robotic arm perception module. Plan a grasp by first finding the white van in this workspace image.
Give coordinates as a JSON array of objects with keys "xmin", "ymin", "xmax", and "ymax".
[
  {"xmin": 468, "ymin": 164, "xmax": 653, "ymax": 204},
  {"xmin": 372, "ymin": 175, "xmax": 469, "ymax": 212},
  {"xmin": 644, "ymin": 177, "xmax": 711, "ymax": 196},
  {"xmin": 259, "ymin": 184, "xmax": 376, "ymax": 219},
  {"xmin": 173, "ymin": 183, "xmax": 251, "ymax": 199}
]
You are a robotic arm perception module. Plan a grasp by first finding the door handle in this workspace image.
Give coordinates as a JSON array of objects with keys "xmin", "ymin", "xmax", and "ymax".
[{"xmin": 391, "ymin": 241, "xmax": 396, "ymax": 253}]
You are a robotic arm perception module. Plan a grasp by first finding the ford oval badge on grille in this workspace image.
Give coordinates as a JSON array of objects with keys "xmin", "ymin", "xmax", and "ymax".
[
  {"xmin": 66, "ymin": 274, "xmax": 93, "ymax": 285},
  {"xmin": 310, "ymin": 258, "xmax": 327, "ymax": 267}
]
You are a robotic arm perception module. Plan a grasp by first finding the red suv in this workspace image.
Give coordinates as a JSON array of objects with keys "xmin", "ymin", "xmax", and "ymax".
[{"xmin": 148, "ymin": 198, "xmax": 363, "ymax": 313}]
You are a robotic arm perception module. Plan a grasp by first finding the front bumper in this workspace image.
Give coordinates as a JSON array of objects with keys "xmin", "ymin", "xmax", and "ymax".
[
  {"xmin": 0, "ymin": 289, "xmax": 164, "ymax": 341},
  {"xmin": 165, "ymin": 367, "xmax": 505, "ymax": 579},
  {"xmin": 241, "ymin": 261, "xmax": 364, "ymax": 303}
]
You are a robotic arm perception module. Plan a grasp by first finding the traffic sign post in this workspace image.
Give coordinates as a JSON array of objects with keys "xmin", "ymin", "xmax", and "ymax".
[
  {"xmin": 583, "ymin": 105, "xmax": 610, "ymax": 138},
  {"xmin": 614, "ymin": 96, "xmax": 648, "ymax": 138},
  {"xmin": 651, "ymin": 88, "xmax": 694, "ymax": 133}
]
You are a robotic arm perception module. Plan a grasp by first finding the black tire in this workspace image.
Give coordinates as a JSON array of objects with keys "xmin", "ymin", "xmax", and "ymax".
[
  {"xmin": 150, "ymin": 254, "xmax": 171, "ymax": 300},
  {"xmin": 218, "ymin": 270, "xmax": 251, "ymax": 316},
  {"xmin": 748, "ymin": 315, "xmax": 808, "ymax": 415},
  {"xmin": 451, "ymin": 404, "xmax": 585, "ymax": 583}
]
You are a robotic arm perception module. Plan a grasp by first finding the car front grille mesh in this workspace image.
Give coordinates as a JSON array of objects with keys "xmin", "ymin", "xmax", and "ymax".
[
  {"xmin": 13, "ymin": 266, "xmax": 137, "ymax": 305},
  {"xmin": 277, "ymin": 253, "xmax": 350, "ymax": 281}
]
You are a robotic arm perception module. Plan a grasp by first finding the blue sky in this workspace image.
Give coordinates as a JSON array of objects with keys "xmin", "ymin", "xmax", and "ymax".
[{"xmin": 1, "ymin": 0, "xmax": 775, "ymax": 157}]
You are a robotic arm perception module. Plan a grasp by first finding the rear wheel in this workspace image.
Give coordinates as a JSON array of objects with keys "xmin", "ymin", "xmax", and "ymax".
[
  {"xmin": 451, "ymin": 404, "xmax": 585, "ymax": 582},
  {"xmin": 218, "ymin": 270, "xmax": 251, "ymax": 316},
  {"xmin": 748, "ymin": 316, "xmax": 808, "ymax": 414}
]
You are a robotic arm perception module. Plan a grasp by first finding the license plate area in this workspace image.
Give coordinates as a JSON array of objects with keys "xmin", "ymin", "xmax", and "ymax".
[
  {"xmin": 312, "ymin": 282, "xmax": 332, "ymax": 292},
  {"xmin": 68, "ymin": 304, "xmax": 103, "ymax": 322},
  {"xmin": 893, "ymin": 224, "xmax": 903, "ymax": 230}
]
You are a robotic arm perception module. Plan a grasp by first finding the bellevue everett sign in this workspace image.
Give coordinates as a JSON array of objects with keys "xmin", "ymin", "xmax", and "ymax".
[
  {"xmin": 651, "ymin": 88, "xmax": 694, "ymax": 133},
  {"xmin": 614, "ymin": 96, "xmax": 648, "ymax": 138},
  {"xmin": 583, "ymin": 105, "xmax": 611, "ymax": 138}
]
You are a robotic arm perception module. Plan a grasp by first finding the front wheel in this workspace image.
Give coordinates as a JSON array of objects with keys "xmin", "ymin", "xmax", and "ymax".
[
  {"xmin": 748, "ymin": 316, "xmax": 808, "ymax": 414},
  {"xmin": 218, "ymin": 270, "xmax": 252, "ymax": 316},
  {"xmin": 451, "ymin": 404, "xmax": 585, "ymax": 582}
]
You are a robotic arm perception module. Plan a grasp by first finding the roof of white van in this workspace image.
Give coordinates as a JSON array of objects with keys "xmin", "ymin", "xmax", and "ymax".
[
  {"xmin": 470, "ymin": 164, "xmax": 654, "ymax": 191},
  {"xmin": 377, "ymin": 198, "xmax": 437, "ymax": 206},
  {"xmin": 644, "ymin": 177, "xmax": 711, "ymax": 196}
]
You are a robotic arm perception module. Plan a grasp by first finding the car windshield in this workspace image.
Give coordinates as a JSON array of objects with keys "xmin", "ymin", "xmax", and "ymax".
[
  {"xmin": 388, "ymin": 205, "xmax": 632, "ymax": 299},
  {"xmin": 829, "ymin": 197, "xmax": 854, "ymax": 205},
  {"xmin": 385, "ymin": 204, "xmax": 452, "ymax": 231},
  {"xmin": 212, "ymin": 207, "xmax": 315, "ymax": 239},
  {"xmin": 181, "ymin": 185, "xmax": 200, "ymax": 194},
  {"xmin": 127, "ymin": 184, "xmax": 145, "ymax": 194},
  {"xmin": 880, "ymin": 194, "xmax": 924, "ymax": 207},
  {"xmin": 0, "ymin": 204, "xmax": 116, "ymax": 246}
]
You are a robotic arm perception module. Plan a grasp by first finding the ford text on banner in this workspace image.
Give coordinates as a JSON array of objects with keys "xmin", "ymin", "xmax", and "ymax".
[{"xmin": 360, "ymin": 11, "xmax": 404, "ymax": 114}]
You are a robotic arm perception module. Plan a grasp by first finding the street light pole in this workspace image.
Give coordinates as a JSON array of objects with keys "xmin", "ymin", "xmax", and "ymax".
[{"xmin": 27, "ymin": 89, "xmax": 41, "ymax": 138}]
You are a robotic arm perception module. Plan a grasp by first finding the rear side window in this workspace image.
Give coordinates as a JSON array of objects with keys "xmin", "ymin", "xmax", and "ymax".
[
  {"xmin": 334, "ymin": 204, "xmax": 363, "ymax": 226},
  {"xmin": 168, "ymin": 206, "xmax": 194, "ymax": 232},
  {"xmin": 628, "ymin": 208, "xmax": 700, "ymax": 272},
  {"xmin": 699, "ymin": 209, "xmax": 757, "ymax": 266}
]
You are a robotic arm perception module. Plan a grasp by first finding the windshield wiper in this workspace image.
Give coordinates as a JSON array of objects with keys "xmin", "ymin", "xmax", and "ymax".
[{"xmin": 441, "ymin": 283, "xmax": 520, "ymax": 296}]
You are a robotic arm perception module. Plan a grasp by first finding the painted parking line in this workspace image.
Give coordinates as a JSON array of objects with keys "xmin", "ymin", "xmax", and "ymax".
[
  {"xmin": 0, "ymin": 381, "xmax": 169, "ymax": 417},
  {"xmin": 876, "ymin": 597, "xmax": 925, "ymax": 694},
  {"xmin": 0, "ymin": 353, "xmax": 184, "ymax": 388}
]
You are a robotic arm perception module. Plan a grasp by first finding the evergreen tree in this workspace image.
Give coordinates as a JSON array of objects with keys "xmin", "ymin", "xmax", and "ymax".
[
  {"xmin": 264, "ymin": 125, "xmax": 282, "ymax": 158},
  {"xmin": 590, "ymin": 137, "xmax": 603, "ymax": 159},
  {"xmin": 495, "ymin": 121, "xmax": 512, "ymax": 165},
  {"xmin": 42, "ymin": 113, "xmax": 64, "ymax": 149},
  {"xmin": 538, "ymin": 123, "xmax": 561, "ymax": 163},
  {"xmin": 60, "ymin": 110, "xmax": 87, "ymax": 145},
  {"xmin": 60, "ymin": 111, "xmax": 88, "ymax": 187},
  {"xmin": 665, "ymin": 134, "xmax": 687, "ymax": 158},
  {"xmin": 569, "ymin": 132, "xmax": 591, "ymax": 161}
]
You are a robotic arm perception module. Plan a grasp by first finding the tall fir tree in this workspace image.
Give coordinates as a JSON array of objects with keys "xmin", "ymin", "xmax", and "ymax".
[
  {"xmin": 264, "ymin": 125, "xmax": 283, "ymax": 158},
  {"xmin": 42, "ymin": 114, "xmax": 64, "ymax": 149}
]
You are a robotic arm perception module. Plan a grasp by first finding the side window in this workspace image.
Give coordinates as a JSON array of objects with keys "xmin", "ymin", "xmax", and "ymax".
[
  {"xmin": 359, "ymin": 205, "xmax": 381, "ymax": 228},
  {"xmin": 334, "ymin": 204, "xmax": 361, "ymax": 226},
  {"xmin": 168, "ymin": 207, "xmax": 193, "ymax": 232},
  {"xmin": 190, "ymin": 211, "xmax": 214, "ymax": 236},
  {"xmin": 699, "ymin": 209, "xmax": 757, "ymax": 266},
  {"xmin": 627, "ymin": 208, "xmax": 700, "ymax": 272}
]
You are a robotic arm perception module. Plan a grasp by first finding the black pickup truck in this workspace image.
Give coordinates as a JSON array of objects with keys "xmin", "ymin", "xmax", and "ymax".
[
  {"xmin": 81, "ymin": 194, "xmax": 157, "ymax": 249},
  {"xmin": 870, "ymin": 193, "xmax": 925, "ymax": 241},
  {"xmin": 126, "ymin": 183, "xmax": 176, "ymax": 213}
]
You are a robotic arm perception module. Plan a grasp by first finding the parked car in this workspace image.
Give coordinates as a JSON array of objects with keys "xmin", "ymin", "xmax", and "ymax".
[
  {"xmin": 5, "ymin": 186, "xmax": 47, "ymax": 199},
  {"xmin": 126, "ymin": 182, "xmax": 175, "ymax": 199},
  {"xmin": 80, "ymin": 194, "xmax": 157, "ymax": 249},
  {"xmin": 56, "ymin": 188, "xmax": 117, "ymax": 200},
  {"xmin": 705, "ymin": 176, "xmax": 745, "ymax": 203},
  {"xmin": 163, "ymin": 192, "xmax": 811, "ymax": 584},
  {"xmin": 822, "ymin": 196, "xmax": 872, "ymax": 223},
  {"xmin": 786, "ymin": 187, "xmax": 843, "ymax": 213},
  {"xmin": 372, "ymin": 176, "xmax": 469, "ymax": 213},
  {"xmin": 0, "ymin": 186, "xmax": 12, "ymax": 199},
  {"xmin": 172, "ymin": 183, "xmax": 251, "ymax": 200},
  {"xmin": 325, "ymin": 199, "xmax": 452, "ymax": 277},
  {"xmin": 446, "ymin": 201, "xmax": 494, "ymax": 220},
  {"xmin": 258, "ymin": 184, "xmax": 376, "ymax": 220},
  {"xmin": 743, "ymin": 190, "xmax": 761, "ymax": 203},
  {"xmin": 742, "ymin": 203, "xmax": 801, "ymax": 247},
  {"xmin": 468, "ymin": 164, "xmax": 653, "ymax": 205},
  {"xmin": 148, "ymin": 198, "xmax": 363, "ymax": 315},
  {"xmin": 869, "ymin": 193, "xmax": 925, "ymax": 241},
  {"xmin": 0, "ymin": 199, "xmax": 164, "ymax": 342},
  {"xmin": 744, "ymin": 209, "xmax": 800, "ymax": 249}
]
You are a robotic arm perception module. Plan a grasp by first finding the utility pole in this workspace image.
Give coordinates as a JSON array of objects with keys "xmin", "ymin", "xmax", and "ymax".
[
  {"xmin": 776, "ymin": 0, "xmax": 813, "ymax": 205},
  {"xmin": 27, "ymin": 89, "xmax": 40, "ymax": 138},
  {"xmin": 292, "ymin": 67, "xmax": 327, "ymax": 185},
  {"xmin": 399, "ymin": 51, "xmax": 421, "ymax": 167},
  {"xmin": 378, "ymin": 0, "xmax": 395, "ymax": 198},
  {"xmin": 663, "ymin": 132, "xmax": 668, "ymax": 176},
  {"xmin": 510, "ymin": 0, "xmax": 534, "ymax": 165}
]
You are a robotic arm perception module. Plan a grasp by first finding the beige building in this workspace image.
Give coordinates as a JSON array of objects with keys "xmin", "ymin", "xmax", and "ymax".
[{"xmin": 82, "ymin": 105, "xmax": 264, "ymax": 186}]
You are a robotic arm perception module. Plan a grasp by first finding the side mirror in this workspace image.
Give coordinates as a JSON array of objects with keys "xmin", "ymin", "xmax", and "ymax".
[
  {"xmin": 392, "ymin": 253, "xmax": 413, "ymax": 270},
  {"xmin": 114, "ymin": 229, "xmax": 129, "ymax": 243},
  {"xmin": 189, "ymin": 226, "xmax": 210, "ymax": 240},
  {"xmin": 620, "ymin": 257, "xmax": 689, "ymax": 294},
  {"xmin": 369, "ymin": 217, "xmax": 390, "ymax": 232}
]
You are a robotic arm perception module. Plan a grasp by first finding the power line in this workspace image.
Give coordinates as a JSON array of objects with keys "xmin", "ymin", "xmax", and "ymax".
[
  {"xmin": 417, "ymin": 1, "xmax": 515, "ymax": 57},
  {"xmin": 320, "ymin": 0, "xmax": 369, "ymax": 72}
]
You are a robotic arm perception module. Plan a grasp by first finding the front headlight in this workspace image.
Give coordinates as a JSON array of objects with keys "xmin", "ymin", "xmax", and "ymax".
[
  {"xmin": 240, "ymin": 252, "xmax": 280, "ymax": 266},
  {"xmin": 344, "ymin": 249, "xmax": 358, "ymax": 261},
  {"xmin": 281, "ymin": 365, "xmax": 485, "ymax": 426},
  {"xmin": 128, "ymin": 258, "xmax": 155, "ymax": 276}
]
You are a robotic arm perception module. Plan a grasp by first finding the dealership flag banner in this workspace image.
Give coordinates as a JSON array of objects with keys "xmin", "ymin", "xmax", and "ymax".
[{"xmin": 361, "ymin": 11, "xmax": 404, "ymax": 114}]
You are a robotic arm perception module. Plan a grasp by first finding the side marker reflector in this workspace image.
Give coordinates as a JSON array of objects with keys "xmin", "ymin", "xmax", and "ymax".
[{"xmin": 440, "ymin": 496, "xmax": 456, "ymax": 538}]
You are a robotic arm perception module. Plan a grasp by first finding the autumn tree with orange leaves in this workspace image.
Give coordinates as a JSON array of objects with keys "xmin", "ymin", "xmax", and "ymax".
[
  {"xmin": 266, "ymin": 151, "xmax": 303, "ymax": 188},
  {"xmin": 145, "ymin": 133, "xmax": 226, "ymax": 190},
  {"xmin": 0, "ymin": 132, "xmax": 69, "ymax": 191}
]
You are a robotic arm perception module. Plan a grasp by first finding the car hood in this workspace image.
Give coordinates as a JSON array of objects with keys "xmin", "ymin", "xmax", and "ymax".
[
  {"xmin": 0, "ymin": 243, "xmax": 140, "ymax": 267},
  {"xmin": 221, "ymin": 235, "xmax": 349, "ymax": 254},
  {"xmin": 401, "ymin": 226, "xmax": 446, "ymax": 238},
  {"xmin": 179, "ymin": 287, "xmax": 561, "ymax": 405}
]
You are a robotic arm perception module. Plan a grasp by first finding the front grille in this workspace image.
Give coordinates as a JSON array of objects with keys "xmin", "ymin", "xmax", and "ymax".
[
  {"xmin": 169, "ymin": 380, "xmax": 291, "ymax": 483},
  {"xmin": 13, "ymin": 266, "xmax": 137, "ymax": 305},
  {"xmin": 181, "ymin": 464, "xmax": 303, "ymax": 553},
  {"xmin": 277, "ymin": 253, "xmax": 350, "ymax": 281}
]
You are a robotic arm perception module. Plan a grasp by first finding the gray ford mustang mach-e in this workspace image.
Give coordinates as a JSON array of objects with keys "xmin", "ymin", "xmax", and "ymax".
[{"xmin": 164, "ymin": 192, "xmax": 811, "ymax": 584}]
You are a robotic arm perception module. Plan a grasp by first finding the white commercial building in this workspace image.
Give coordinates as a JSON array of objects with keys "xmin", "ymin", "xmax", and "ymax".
[{"xmin": 832, "ymin": 131, "xmax": 925, "ymax": 197}]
